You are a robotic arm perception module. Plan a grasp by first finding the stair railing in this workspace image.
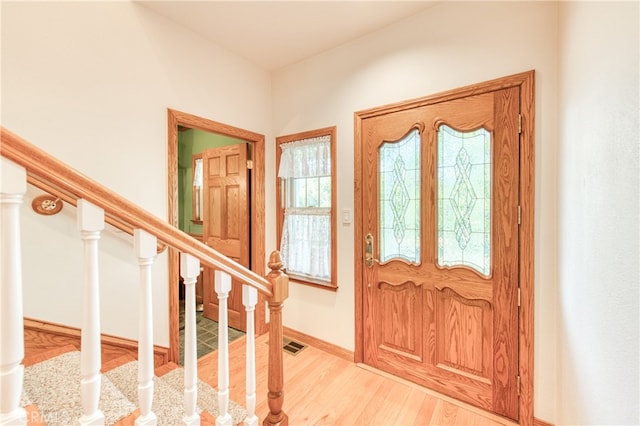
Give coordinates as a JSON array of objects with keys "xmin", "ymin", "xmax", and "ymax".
[{"xmin": 0, "ymin": 127, "xmax": 289, "ymax": 426}]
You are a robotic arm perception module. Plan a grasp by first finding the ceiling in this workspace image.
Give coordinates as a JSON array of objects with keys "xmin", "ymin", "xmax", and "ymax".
[{"xmin": 136, "ymin": 1, "xmax": 437, "ymax": 71}]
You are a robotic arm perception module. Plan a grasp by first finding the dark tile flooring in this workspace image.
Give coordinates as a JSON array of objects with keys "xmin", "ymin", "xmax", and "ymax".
[{"xmin": 178, "ymin": 301, "xmax": 245, "ymax": 365}]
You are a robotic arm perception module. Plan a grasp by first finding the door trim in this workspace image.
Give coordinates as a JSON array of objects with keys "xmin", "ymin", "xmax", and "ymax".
[
  {"xmin": 167, "ymin": 109, "xmax": 267, "ymax": 363},
  {"xmin": 353, "ymin": 70, "xmax": 535, "ymax": 424}
]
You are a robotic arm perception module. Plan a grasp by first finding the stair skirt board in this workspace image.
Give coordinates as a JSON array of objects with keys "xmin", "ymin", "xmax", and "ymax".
[{"xmin": 21, "ymin": 351, "xmax": 247, "ymax": 425}]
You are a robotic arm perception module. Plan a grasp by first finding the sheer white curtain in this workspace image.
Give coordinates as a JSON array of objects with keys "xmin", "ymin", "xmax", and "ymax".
[{"xmin": 278, "ymin": 136, "xmax": 331, "ymax": 281}]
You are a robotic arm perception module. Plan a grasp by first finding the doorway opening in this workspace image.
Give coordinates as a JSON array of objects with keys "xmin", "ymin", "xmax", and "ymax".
[{"xmin": 167, "ymin": 109, "xmax": 267, "ymax": 363}]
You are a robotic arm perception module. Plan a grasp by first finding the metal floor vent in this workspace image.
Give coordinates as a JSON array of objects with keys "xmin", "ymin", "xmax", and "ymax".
[
  {"xmin": 267, "ymin": 337, "xmax": 307, "ymax": 356},
  {"xmin": 282, "ymin": 338, "xmax": 306, "ymax": 355}
]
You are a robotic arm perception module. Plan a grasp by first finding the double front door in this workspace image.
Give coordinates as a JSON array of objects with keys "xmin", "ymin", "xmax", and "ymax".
[{"xmin": 359, "ymin": 81, "xmax": 523, "ymax": 420}]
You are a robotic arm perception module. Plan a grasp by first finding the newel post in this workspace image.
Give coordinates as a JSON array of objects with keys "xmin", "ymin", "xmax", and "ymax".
[{"xmin": 264, "ymin": 251, "xmax": 289, "ymax": 426}]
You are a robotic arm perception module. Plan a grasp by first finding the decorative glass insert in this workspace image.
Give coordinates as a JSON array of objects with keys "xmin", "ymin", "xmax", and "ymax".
[
  {"xmin": 437, "ymin": 125, "xmax": 491, "ymax": 276},
  {"xmin": 379, "ymin": 129, "xmax": 421, "ymax": 263}
]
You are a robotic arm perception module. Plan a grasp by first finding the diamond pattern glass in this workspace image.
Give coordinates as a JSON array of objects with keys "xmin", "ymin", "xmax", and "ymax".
[
  {"xmin": 437, "ymin": 125, "xmax": 491, "ymax": 276},
  {"xmin": 379, "ymin": 129, "xmax": 420, "ymax": 263}
]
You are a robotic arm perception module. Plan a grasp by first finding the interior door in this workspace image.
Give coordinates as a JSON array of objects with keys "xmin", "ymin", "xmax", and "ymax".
[
  {"xmin": 202, "ymin": 143, "xmax": 250, "ymax": 332},
  {"xmin": 361, "ymin": 87, "xmax": 520, "ymax": 419}
]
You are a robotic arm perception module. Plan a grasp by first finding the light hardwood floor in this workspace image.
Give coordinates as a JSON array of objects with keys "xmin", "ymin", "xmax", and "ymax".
[
  {"xmin": 24, "ymin": 328, "xmax": 518, "ymax": 425},
  {"xmin": 199, "ymin": 333, "xmax": 518, "ymax": 426}
]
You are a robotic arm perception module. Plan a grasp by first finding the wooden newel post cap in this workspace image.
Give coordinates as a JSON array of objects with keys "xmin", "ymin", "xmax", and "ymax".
[
  {"xmin": 267, "ymin": 250, "xmax": 288, "ymax": 303},
  {"xmin": 268, "ymin": 250, "xmax": 283, "ymax": 272}
]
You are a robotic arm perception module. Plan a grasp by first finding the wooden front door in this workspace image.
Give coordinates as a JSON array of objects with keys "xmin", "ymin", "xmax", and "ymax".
[
  {"xmin": 202, "ymin": 143, "xmax": 250, "ymax": 332},
  {"xmin": 360, "ymin": 85, "xmax": 521, "ymax": 419}
]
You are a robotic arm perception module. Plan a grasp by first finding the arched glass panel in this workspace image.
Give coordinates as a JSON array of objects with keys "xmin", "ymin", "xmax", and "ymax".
[
  {"xmin": 379, "ymin": 129, "xmax": 421, "ymax": 263},
  {"xmin": 437, "ymin": 125, "xmax": 491, "ymax": 276}
]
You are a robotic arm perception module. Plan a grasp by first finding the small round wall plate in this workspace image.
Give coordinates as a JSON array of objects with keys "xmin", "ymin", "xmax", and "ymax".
[{"xmin": 32, "ymin": 195, "xmax": 63, "ymax": 216}]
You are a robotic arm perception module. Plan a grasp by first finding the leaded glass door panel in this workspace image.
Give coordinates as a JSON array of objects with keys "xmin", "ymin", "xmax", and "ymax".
[{"xmin": 360, "ymin": 87, "xmax": 520, "ymax": 420}]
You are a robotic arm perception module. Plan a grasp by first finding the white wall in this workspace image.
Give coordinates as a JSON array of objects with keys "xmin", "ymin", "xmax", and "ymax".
[
  {"xmin": 557, "ymin": 2, "xmax": 639, "ymax": 425},
  {"xmin": 272, "ymin": 1, "xmax": 560, "ymax": 421},
  {"xmin": 1, "ymin": 1, "xmax": 272, "ymax": 347},
  {"xmin": 4, "ymin": 1, "xmax": 638, "ymax": 423}
]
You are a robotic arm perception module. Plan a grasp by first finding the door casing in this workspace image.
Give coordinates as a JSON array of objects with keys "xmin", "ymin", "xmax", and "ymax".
[
  {"xmin": 167, "ymin": 109, "xmax": 267, "ymax": 363},
  {"xmin": 353, "ymin": 71, "xmax": 535, "ymax": 424}
]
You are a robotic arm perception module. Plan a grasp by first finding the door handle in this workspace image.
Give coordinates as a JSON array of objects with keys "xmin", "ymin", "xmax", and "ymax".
[{"xmin": 365, "ymin": 233, "xmax": 379, "ymax": 267}]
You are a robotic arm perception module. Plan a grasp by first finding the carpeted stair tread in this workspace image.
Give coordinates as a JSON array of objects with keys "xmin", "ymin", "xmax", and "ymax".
[
  {"xmin": 20, "ymin": 350, "xmax": 248, "ymax": 425},
  {"xmin": 22, "ymin": 351, "xmax": 136, "ymax": 426},
  {"xmin": 105, "ymin": 360, "xmax": 192, "ymax": 424},
  {"xmin": 161, "ymin": 367, "xmax": 247, "ymax": 424}
]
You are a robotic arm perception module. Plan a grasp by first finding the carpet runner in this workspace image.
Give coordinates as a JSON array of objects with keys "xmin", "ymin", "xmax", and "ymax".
[{"xmin": 21, "ymin": 351, "xmax": 247, "ymax": 425}]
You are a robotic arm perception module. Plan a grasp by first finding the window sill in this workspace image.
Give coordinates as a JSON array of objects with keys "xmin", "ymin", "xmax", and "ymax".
[{"xmin": 286, "ymin": 273, "xmax": 338, "ymax": 292}]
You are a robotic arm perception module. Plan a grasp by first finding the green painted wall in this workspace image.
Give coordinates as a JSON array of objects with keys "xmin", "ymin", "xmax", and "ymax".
[{"xmin": 178, "ymin": 128, "xmax": 248, "ymax": 235}]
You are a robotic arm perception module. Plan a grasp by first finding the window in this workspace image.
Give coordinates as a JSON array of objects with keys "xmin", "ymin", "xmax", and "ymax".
[
  {"xmin": 276, "ymin": 127, "xmax": 337, "ymax": 290},
  {"xmin": 192, "ymin": 154, "xmax": 203, "ymax": 224}
]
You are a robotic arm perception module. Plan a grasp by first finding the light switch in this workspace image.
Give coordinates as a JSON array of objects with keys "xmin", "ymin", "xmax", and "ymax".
[{"xmin": 342, "ymin": 208, "xmax": 352, "ymax": 224}]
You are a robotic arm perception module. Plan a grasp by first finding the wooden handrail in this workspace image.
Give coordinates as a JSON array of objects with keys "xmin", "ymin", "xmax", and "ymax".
[{"xmin": 0, "ymin": 127, "xmax": 272, "ymax": 297}]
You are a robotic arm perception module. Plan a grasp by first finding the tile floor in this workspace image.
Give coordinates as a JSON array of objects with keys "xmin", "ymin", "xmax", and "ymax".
[{"xmin": 178, "ymin": 301, "xmax": 245, "ymax": 365}]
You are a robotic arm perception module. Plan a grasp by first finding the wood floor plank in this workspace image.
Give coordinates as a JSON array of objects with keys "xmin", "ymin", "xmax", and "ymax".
[
  {"xmin": 374, "ymin": 380, "xmax": 422, "ymax": 424},
  {"xmin": 350, "ymin": 375, "xmax": 395, "ymax": 425},
  {"xmin": 284, "ymin": 352, "xmax": 351, "ymax": 423},
  {"xmin": 430, "ymin": 400, "xmax": 461, "ymax": 426},
  {"xmin": 413, "ymin": 393, "xmax": 440, "ymax": 425},
  {"xmin": 392, "ymin": 387, "xmax": 428, "ymax": 425},
  {"xmin": 298, "ymin": 358, "xmax": 363, "ymax": 425}
]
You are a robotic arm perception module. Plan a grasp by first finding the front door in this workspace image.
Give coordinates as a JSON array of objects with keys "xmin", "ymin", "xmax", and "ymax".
[
  {"xmin": 360, "ymin": 85, "xmax": 521, "ymax": 419},
  {"xmin": 202, "ymin": 143, "xmax": 250, "ymax": 332}
]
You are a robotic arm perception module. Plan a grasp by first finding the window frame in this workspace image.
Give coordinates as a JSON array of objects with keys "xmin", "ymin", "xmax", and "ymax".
[{"xmin": 276, "ymin": 126, "xmax": 337, "ymax": 290}]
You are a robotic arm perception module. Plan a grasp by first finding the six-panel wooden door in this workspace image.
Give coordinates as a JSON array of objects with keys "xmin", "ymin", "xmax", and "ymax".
[{"xmin": 202, "ymin": 143, "xmax": 250, "ymax": 332}]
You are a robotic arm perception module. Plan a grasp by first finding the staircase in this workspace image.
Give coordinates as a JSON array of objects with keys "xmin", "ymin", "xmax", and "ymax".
[
  {"xmin": 0, "ymin": 127, "xmax": 289, "ymax": 425},
  {"xmin": 21, "ymin": 348, "xmax": 247, "ymax": 425}
]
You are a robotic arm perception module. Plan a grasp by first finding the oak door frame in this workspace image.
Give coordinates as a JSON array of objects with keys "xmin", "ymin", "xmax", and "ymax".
[
  {"xmin": 167, "ymin": 108, "xmax": 267, "ymax": 363},
  {"xmin": 353, "ymin": 70, "xmax": 535, "ymax": 424}
]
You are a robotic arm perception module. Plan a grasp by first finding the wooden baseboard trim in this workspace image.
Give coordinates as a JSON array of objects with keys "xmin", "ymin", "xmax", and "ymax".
[
  {"xmin": 283, "ymin": 326, "xmax": 354, "ymax": 362},
  {"xmin": 533, "ymin": 417, "xmax": 554, "ymax": 426},
  {"xmin": 24, "ymin": 317, "xmax": 170, "ymax": 365}
]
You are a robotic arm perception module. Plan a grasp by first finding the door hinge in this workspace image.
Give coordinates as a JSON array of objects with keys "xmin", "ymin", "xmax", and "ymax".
[
  {"xmin": 517, "ymin": 375, "xmax": 521, "ymax": 396},
  {"xmin": 518, "ymin": 114, "xmax": 522, "ymax": 134},
  {"xmin": 246, "ymin": 160, "xmax": 253, "ymax": 170},
  {"xmin": 518, "ymin": 288, "xmax": 521, "ymax": 307},
  {"xmin": 517, "ymin": 205, "xmax": 522, "ymax": 225}
]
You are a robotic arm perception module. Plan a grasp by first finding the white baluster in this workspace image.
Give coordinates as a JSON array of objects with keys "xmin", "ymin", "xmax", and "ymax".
[
  {"xmin": 77, "ymin": 199, "xmax": 105, "ymax": 425},
  {"xmin": 0, "ymin": 159, "xmax": 27, "ymax": 425},
  {"xmin": 180, "ymin": 253, "xmax": 200, "ymax": 426},
  {"xmin": 242, "ymin": 285, "xmax": 258, "ymax": 426},
  {"xmin": 215, "ymin": 270, "xmax": 232, "ymax": 426},
  {"xmin": 134, "ymin": 230, "xmax": 157, "ymax": 425}
]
